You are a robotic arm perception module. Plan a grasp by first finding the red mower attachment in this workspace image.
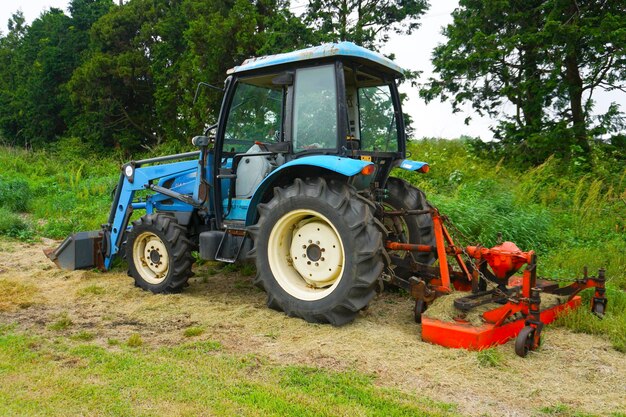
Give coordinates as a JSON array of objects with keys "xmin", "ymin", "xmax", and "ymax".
[{"xmin": 383, "ymin": 208, "xmax": 608, "ymax": 357}]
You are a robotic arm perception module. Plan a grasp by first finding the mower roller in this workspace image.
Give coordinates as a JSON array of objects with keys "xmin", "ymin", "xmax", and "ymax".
[{"xmin": 45, "ymin": 42, "xmax": 607, "ymax": 357}]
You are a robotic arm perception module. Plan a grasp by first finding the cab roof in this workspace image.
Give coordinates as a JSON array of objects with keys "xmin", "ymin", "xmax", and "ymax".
[{"xmin": 227, "ymin": 41, "xmax": 404, "ymax": 77}]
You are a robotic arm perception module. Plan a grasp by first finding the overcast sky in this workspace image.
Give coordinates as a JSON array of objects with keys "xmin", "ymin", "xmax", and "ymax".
[{"xmin": 1, "ymin": 0, "xmax": 624, "ymax": 141}]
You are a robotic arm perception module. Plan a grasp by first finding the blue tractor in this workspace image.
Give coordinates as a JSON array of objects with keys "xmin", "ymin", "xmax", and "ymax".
[{"xmin": 47, "ymin": 42, "xmax": 436, "ymax": 326}]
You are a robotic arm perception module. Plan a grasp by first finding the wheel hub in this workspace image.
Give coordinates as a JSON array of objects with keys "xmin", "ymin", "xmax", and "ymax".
[
  {"xmin": 149, "ymin": 249, "xmax": 161, "ymax": 264},
  {"xmin": 305, "ymin": 244, "xmax": 322, "ymax": 262},
  {"xmin": 290, "ymin": 220, "xmax": 343, "ymax": 288}
]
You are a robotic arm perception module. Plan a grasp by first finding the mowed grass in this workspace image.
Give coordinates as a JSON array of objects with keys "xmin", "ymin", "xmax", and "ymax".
[
  {"xmin": 0, "ymin": 328, "xmax": 458, "ymax": 417},
  {"xmin": 0, "ymin": 278, "xmax": 40, "ymax": 311}
]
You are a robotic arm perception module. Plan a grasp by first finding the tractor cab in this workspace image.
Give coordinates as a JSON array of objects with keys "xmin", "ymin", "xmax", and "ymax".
[{"xmin": 212, "ymin": 42, "xmax": 413, "ymax": 227}]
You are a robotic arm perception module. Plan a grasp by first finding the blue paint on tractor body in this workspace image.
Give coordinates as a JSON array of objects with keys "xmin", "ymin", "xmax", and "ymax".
[
  {"xmin": 244, "ymin": 155, "xmax": 374, "ymax": 225},
  {"xmin": 398, "ymin": 159, "xmax": 429, "ymax": 172}
]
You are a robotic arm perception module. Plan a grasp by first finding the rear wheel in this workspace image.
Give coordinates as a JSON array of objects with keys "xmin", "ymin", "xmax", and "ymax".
[
  {"xmin": 384, "ymin": 177, "xmax": 436, "ymax": 265},
  {"xmin": 126, "ymin": 213, "xmax": 194, "ymax": 293},
  {"xmin": 250, "ymin": 178, "xmax": 384, "ymax": 326}
]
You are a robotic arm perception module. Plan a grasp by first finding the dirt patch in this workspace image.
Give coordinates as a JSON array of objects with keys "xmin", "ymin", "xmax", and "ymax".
[{"xmin": 1, "ymin": 238, "xmax": 625, "ymax": 417}]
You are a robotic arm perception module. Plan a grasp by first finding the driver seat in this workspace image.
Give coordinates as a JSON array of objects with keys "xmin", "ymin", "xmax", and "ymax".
[{"xmin": 235, "ymin": 144, "xmax": 276, "ymax": 198}]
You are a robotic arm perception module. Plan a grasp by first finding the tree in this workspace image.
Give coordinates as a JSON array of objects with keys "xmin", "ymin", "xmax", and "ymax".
[
  {"xmin": 69, "ymin": 0, "xmax": 312, "ymax": 150},
  {"xmin": 0, "ymin": 2, "xmax": 112, "ymax": 148},
  {"xmin": 305, "ymin": 0, "xmax": 428, "ymax": 48},
  {"xmin": 421, "ymin": 0, "xmax": 626, "ymax": 165},
  {"xmin": 0, "ymin": 12, "xmax": 27, "ymax": 145}
]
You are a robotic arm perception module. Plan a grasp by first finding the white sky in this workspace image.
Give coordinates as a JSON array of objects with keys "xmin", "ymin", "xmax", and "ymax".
[{"xmin": 1, "ymin": 0, "xmax": 624, "ymax": 141}]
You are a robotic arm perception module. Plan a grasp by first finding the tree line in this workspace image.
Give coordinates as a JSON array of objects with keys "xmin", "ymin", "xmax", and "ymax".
[{"xmin": 0, "ymin": 0, "xmax": 624, "ymax": 166}]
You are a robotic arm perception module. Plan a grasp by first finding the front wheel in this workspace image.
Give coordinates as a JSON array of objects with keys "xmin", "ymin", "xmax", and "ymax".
[
  {"xmin": 126, "ymin": 213, "xmax": 194, "ymax": 293},
  {"xmin": 250, "ymin": 178, "xmax": 384, "ymax": 326}
]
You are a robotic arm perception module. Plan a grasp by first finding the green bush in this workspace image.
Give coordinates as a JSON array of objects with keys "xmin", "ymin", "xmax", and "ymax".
[
  {"xmin": 0, "ymin": 207, "xmax": 33, "ymax": 240},
  {"xmin": 0, "ymin": 177, "xmax": 31, "ymax": 212}
]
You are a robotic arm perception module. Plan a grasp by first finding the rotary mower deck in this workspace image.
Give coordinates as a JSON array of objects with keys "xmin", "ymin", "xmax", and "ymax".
[{"xmin": 383, "ymin": 207, "xmax": 608, "ymax": 357}]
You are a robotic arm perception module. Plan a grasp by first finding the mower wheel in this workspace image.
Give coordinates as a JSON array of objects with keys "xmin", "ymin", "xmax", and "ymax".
[
  {"xmin": 126, "ymin": 213, "xmax": 194, "ymax": 293},
  {"xmin": 414, "ymin": 299, "xmax": 427, "ymax": 323},
  {"xmin": 384, "ymin": 177, "xmax": 436, "ymax": 265},
  {"xmin": 592, "ymin": 302, "xmax": 605, "ymax": 318},
  {"xmin": 250, "ymin": 178, "xmax": 384, "ymax": 326},
  {"xmin": 514, "ymin": 326, "xmax": 536, "ymax": 358}
]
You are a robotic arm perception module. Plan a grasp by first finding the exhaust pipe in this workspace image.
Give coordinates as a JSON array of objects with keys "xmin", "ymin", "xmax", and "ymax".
[{"xmin": 44, "ymin": 230, "xmax": 105, "ymax": 271}]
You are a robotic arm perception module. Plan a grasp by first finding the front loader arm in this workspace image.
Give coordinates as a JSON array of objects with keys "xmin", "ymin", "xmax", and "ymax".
[
  {"xmin": 47, "ymin": 153, "xmax": 202, "ymax": 272},
  {"xmin": 104, "ymin": 159, "xmax": 200, "ymax": 269}
]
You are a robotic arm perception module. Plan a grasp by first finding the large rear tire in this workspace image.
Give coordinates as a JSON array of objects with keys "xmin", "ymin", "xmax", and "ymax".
[
  {"xmin": 250, "ymin": 178, "xmax": 384, "ymax": 326},
  {"xmin": 384, "ymin": 177, "xmax": 436, "ymax": 265},
  {"xmin": 126, "ymin": 213, "xmax": 194, "ymax": 293}
]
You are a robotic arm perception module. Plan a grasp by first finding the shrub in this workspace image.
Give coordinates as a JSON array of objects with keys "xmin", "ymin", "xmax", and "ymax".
[
  {"xmin": 0, "ymin": 207, "xmax": 33, "ymax": 240},
  {"xmin": 0, "ymin": 177, "xmax": 31, "ymax": 212}
]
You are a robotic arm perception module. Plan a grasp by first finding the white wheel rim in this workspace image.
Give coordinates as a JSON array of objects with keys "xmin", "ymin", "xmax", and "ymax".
[
  {"xmin": 267, "ymin": 209, "xmax": 345, "ymax": 301},
  {"xmin": 132, "ymin": 232, "xmax": 170, "ymax": 284}
]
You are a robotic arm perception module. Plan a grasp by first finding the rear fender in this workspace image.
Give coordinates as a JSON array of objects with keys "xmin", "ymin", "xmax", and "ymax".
[
  {"xmin": 245, "ymin": 155, "xmax": 374, "ymax": 226},
  {"xmin": 398, "ymin": 159, "xmax": 429, "ymax": 173}
]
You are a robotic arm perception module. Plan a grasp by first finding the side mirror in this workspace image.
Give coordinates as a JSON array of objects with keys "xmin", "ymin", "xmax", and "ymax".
[{"xmin": 192, "ymin": 136, "xmax": 210, "ymax": 147}]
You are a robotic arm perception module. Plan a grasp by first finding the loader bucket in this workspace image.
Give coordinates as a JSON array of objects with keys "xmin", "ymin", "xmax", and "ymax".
[{"xmin": 44, "ymin": 230, "xmax": 104, "ymax": 271}]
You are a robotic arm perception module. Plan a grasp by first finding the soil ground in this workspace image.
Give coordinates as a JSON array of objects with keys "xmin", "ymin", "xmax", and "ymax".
[{"xmin": 1, "ymin": 239, "xmax": 625, "ymax": 417}]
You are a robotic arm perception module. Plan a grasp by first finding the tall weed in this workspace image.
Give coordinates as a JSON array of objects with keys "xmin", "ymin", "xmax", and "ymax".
[{"xmin": 0, "ymin": 177, "xmax": 31, "ymax": 212}]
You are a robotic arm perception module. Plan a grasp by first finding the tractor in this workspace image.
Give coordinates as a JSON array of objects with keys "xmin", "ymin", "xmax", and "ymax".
[{"xmin": 47, "ymin": 42, "xmax": 607, "ymax": 356}]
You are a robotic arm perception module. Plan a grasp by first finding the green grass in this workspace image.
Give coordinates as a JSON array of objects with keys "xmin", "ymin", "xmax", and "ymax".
[
  {"xmin": 48, "ymin": 313, "xmax": 73, "ymax": 331},
  {"xmin": 538, "ymin": 403, "xmax": 625, "ymax": 417},
  {"xmin": 76, "ymin": 284, "xmax": 107, "ymax": 297},
  {"xmin": 70, "ymin": 331, "xmax": 95, "ymax": 342},
  {"xmin": 183, "ymin": 326, "xmax": 205, "ymax": 337},
  {"xmin": 126, "ymin": 333, "xmax": 143, "ymax": 347},
  {"xmin": 0, "ymin": 330, "xmax": 458, "ymax": 417},
  {"xmin": 475, "ymin": 348, "xmax": 504, "ymax": 368}
]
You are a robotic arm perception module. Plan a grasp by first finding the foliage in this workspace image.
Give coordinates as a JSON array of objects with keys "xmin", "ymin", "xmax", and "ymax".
[
  {"xmin": 304, "ymin": 0, "xmax": 428, "ymax": 48},
  {"xmin": 0, "ymin": 208, "xmax": 32, "ymax": 240},
  {"xmin": 421, "ymin": 0, "xmax": 626, "ymax": 166},
  {"xmin": 0, "ymin": 0, "xmax": 315, "ymax": 153},
  {"xmin": 0, "ymin": 177, "xmax": 31, "ymax": 212},
  {"xmin": 0, "ymin": 1, "xmax": 113, "ymax": 149}
]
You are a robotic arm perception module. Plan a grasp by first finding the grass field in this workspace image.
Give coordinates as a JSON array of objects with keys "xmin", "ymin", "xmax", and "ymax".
[
  {"xmin": 1, "ymin": 240, "xmax": 625, "ymax": 417},
  {"xmin": 0, "ymin": 327, "xmax": 458, "ymax": 417},
  {"xmin": 0, "ymin": 138, "xmax": 625, "ymax": 416}
]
